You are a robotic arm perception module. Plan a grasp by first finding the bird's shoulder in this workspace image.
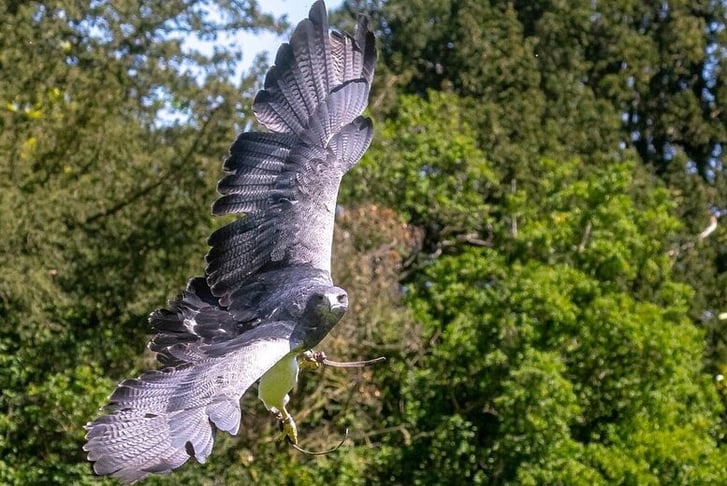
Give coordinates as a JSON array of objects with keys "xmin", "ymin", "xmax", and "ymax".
[{"xmin": 148, "ymin": 266, "xmax": 331, "ymax": 366}]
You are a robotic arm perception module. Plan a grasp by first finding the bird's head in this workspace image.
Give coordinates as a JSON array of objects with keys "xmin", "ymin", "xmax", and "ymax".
[{"xmin": 298, "ymin": 286, "xmax": 348, "ymax": 348}]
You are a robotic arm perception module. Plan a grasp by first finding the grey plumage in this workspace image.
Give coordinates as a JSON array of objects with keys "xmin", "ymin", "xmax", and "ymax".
[
  {"xmin": 83, "ymin": 1, "xmax": 375, "ymax": 482},
  {"xmin": 207, "ymin": 1, "xmax": 374, "ymax": 305}
]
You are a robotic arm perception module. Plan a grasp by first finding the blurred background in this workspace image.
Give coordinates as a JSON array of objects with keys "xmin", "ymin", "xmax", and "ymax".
[{"xmin": 1, "ymin": 0, "xmax": 726, "ymax": 484}]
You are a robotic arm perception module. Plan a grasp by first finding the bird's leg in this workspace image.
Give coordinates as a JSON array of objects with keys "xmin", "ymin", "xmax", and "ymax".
[
  {"xmin": 259, "ymin": 354, "xmax": 300, "ymax": 444},
  {"xmin": 276, "ymin": 407, "xmax": 299, "ymax": 445}
]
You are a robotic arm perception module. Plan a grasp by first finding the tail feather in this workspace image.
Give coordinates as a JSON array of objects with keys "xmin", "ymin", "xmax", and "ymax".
[{"xmin": 149, "ymin": 277, "xmax": 243, "ymax": 366}]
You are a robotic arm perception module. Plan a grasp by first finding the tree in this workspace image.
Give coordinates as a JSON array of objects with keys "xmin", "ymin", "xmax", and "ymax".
[
  {"xmin": 356, "ymin": 0, "xmax": 727, "ymax": 379},
  {"xmin": 2, "ymin": 0, "xmax": 726, "ymax": 483},
  {"xmin": 350, "ymin": 97, "xmax": 725, "ymax": 480},
  {"xmin": 0, "ymin": 1, "xmax": 280, "ymax": 483},
  {"xmin": 342, "ymin": 91, "xmax": 497, "ymax": 250}
]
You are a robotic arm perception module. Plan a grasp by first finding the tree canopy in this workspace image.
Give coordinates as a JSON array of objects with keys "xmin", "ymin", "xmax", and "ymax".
[{"xmin": 1, "ymin": 0, "xmax": 725, "ymax": 484}]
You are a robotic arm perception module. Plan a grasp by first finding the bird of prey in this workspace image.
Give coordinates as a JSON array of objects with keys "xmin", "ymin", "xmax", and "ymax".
[{"xmin": 83, "ymin": 1, "xmax": 376, "ymax": 482}]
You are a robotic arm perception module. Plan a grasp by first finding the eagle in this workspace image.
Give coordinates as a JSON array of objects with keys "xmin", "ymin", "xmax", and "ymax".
[{"xmin": 83, "ymin": 1, "xmax": 376, "ymax": 481}]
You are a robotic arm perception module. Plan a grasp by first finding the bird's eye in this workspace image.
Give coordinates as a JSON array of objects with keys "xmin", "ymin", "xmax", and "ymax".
[{"xmin": 337, "ymin": 294, "xmax": 347, "ymax": 304}]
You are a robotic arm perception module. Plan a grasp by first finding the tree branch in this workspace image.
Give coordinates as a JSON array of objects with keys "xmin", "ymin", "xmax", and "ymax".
[{"xmin": 81, "ymin": 104, "xmax": 224, "ymax": 227}]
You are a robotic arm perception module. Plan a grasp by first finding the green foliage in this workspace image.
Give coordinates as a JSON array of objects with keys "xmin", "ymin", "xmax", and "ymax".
[
  {"xmin": 1, "ymin": 0, "xmax": 725, "ymax": 484},
  {"xmin": 0, "ymin": 0, "xmax": 281, "ymax": 483},
  {"xmin": 494, "ymin": 350, "xmax": 600, "ymax": 485},
  {"xmin": 373, "ymin": 0, "xmax": 727, "ymax": 178},
  {"xmin": 343, "ymin": 90, "xmax": 497, "ymax": 245},
  {"xmin": 365, "ymin": 0, "xmax": 727, "ymax": 368},
  {"xmin": 361, "ymin": 142, "xmax": 725, "ymax": 482},
  {"xmin": 369, "ymin": 0, "xmax": 626, "ymax": 181}
]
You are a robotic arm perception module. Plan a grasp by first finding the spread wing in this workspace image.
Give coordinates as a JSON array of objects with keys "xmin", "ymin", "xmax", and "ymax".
[
  {"xmin": 84, "ymin": 1, "xmax": 376, "ymax": 481},
  {"xmin": 206, "ymin": 0, "xmax": 376, "ymax": 306},
  {"xmin": 84, "ymin": 321, "xmax": 302, "ymax": 483}
]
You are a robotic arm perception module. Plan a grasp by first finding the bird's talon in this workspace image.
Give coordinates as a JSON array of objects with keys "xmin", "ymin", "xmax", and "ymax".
[
  {"xmin": 280, "ymin": 415, "xmax": 298, "ymax": 445},
  {"xmin": 299, "ymin": 350, "xmax": 326, "ymax": 370}
]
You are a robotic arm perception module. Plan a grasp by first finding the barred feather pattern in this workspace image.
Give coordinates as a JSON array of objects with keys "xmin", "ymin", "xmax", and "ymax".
[
  {"xmin": 207, "ymin": 0, "xmax": 376, "ymax": 305},
  {"xmin": 84, "ymin": 321, "xmax": 299, "ymax": 483},
  {"xmin": 84, "ymin": 1, "xmax": 374, "ymax": 482}
]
